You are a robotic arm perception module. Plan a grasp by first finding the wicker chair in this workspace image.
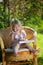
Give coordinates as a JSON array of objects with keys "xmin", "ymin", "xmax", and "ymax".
[{"xmin": 0, "ymin": 26, "xmax": 38, "ymax": 65}]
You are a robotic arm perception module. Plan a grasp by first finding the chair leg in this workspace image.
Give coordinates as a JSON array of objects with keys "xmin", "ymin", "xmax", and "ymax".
[
  {"xmin": 33, "ymin": 57, "xmax": 38, "ymax": 65},
  {"xmin": 2, "ymin": 61, "xmax": 6, "ymax": 65},
  {"xmin": 2, "ymin": 50, "xmax": 6, "ymax": 65}
]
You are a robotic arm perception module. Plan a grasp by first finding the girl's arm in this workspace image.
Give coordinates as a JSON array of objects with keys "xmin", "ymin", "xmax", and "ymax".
[{"xmin": 11, "ymin": 33, "xmax": 15, "ymax": 42}]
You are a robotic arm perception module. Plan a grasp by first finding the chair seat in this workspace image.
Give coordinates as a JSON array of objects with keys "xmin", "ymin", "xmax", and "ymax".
[
  {"xmin": 5, "ymin": 48, "xmax": 29, "ymax": 53},
  {"xmin": 5, "ymin": 48, "xmax": 33, "ymax": 61},
  {"xmin": 5, "ymin": 48, "xmax": 13, "ymax": 53}
]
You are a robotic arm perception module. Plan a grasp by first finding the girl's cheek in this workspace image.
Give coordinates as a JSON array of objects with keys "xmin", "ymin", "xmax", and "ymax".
[
  {"xmin": 14, "ymin": 28, "xmax": 17, "ymax": 31},
  {"xmin": 15, "ymin": 28, "xmax": 18, "ymax": 31}
]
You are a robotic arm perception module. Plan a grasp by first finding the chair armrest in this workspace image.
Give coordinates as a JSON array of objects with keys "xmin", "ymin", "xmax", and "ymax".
[
  {"xmin": 0, "ymin": 37, "xmax": 6, "ymax": 65},
  {"xmin": 33, "ymin": 31, "xmax": 37, "ymax": 49},
  {"xmin": 0, "ymin": 37, "xmax": 5, "ymax": 50}
]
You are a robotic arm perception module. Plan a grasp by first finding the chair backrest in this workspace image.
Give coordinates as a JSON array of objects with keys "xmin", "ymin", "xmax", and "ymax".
[{"xmin": 0, "ymin": 26, "xmax": 37, "ymax": 48}]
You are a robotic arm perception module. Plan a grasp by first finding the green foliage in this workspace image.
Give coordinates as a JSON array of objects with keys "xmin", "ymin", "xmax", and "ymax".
[
  {"xmin": 0, "ymin": 22, "xmax": 4, "ymax": 29},
  {"xmin": 0, "ymin": 21, "xmax": 8, "ymax": 29},
  {"xmin": 0, "ymin": 3, "xmax": 10, "ymax": 27},
  {"xmin": 0, "ymin": 0, "xmax": 43, "ymax": 33}
]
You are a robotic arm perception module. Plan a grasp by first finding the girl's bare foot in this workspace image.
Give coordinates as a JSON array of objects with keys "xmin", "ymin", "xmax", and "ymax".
[{"xmin": 34, "ymin": 48, "xmax": 40, "ymax": 55}]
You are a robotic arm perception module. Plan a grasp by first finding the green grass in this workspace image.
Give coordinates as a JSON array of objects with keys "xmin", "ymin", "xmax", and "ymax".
[
  {"xmin": 29, "ymin": 33, "xmax": 43, "ymax": 65},
  {"xmin": 37, "ymin": 33, "xmax": 43, "ymax": 57},
  {"xmin": 36, "ymin": 33, "xmax": 43, "ymax": 65}
]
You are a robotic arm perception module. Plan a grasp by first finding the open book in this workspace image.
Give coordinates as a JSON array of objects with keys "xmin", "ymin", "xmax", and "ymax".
[{"xmin": 19, "ymin": 40, "xmax": 34, "ymax": 44}]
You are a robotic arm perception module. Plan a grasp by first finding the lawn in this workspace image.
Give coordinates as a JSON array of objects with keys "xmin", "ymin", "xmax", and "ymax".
[
  {"xmin": 37, "ymin": 33, "xmax": 43, "ymax": 57},
  {"xmin": 37, "ymin": 33, "xmax": 43, "ymax": 65}
]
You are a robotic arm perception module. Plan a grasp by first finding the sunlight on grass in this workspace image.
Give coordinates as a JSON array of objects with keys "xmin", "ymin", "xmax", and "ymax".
[{"xmin": 37, "ymin": 33, "xmax": 43, "ymax": 57}]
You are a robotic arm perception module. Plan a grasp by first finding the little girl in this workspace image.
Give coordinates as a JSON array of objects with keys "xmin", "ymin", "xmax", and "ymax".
[{"xmin": 9, "ymin": 18, "xmax": 40, "ymax": 56}]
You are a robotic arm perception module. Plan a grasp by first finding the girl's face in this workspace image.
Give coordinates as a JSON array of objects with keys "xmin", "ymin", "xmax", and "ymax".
[{"xmin": 14, "ymin": 24, "xmax": 22, "ymax": 32}]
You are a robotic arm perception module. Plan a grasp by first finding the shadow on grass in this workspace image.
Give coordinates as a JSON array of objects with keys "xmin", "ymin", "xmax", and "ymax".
[{"xmin": 38, "ymin": 57, "xmax": 43, "ymax": 65}]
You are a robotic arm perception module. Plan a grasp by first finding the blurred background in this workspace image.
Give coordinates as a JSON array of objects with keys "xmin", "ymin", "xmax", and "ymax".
[{"xmin": 0, "ymin": 0, "xmax": 43, "ymax": 65}]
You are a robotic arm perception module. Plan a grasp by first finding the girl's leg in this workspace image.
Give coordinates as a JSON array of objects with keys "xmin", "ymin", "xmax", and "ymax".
[
  {"xmin": 13, "ymin": 44, "xmax": 20, "ymax": 56},
  {"xmin": 24, "ymin": 43, "xmax": 40, "ymax": 54}
]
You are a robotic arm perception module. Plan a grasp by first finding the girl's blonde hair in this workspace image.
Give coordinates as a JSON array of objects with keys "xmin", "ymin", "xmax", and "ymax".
[{"xmin": 11, "ymin": 18, "xmax": 21, "ymax": 31}]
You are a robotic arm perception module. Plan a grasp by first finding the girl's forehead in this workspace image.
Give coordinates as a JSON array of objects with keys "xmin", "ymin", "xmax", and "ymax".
[{"xmin": 15, "ymin": 24, "xmax": 21, "ymax": 26}]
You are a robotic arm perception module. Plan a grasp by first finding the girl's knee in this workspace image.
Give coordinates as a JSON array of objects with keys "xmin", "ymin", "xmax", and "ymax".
[{"xmin": 16, "ymin": 44, "xmax": 20, "ymax": 48}]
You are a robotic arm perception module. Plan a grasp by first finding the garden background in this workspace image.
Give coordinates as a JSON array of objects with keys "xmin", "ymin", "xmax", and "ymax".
[{"xmin": 0, "ymin": 0, "xmax": 43, "ymax": 65}]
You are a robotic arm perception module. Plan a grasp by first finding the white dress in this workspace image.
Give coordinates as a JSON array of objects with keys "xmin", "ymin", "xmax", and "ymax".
[
  {"xmin": 9, "ymin": 30, "xmax": 26, "ymax": 41},
  {"xmin": 9, "ymin": 30, "xmax": 26, "ymax": 48}
]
